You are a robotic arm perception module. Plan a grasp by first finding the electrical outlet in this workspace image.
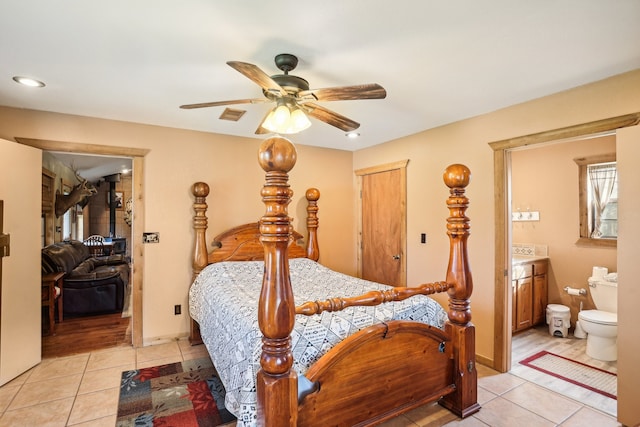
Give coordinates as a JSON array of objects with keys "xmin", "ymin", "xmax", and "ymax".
[
  {"xmin": 421, "ymin": 233, "xmax": 426, "ymax": 244},
  {"xmin": 174, "ymin": 304, "xmax": 181, "ymax": 315},
  {"xmin": 143, "ymin": 232, "xmax": 160, "ymax": 243}
]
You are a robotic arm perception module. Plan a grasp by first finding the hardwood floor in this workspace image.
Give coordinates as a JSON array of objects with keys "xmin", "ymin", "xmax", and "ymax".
[{"xmin": 42, "ymin": 313, "xmax": 131, "ymax": 358}]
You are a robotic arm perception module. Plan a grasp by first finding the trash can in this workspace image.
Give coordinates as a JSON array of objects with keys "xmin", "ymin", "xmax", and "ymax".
[{"xmin": 546, "ymin": 304, "xmax": 571, "ymax": 338}]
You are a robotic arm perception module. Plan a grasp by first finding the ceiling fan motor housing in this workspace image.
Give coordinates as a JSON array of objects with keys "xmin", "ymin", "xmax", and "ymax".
[{"xmin": 264, "ymin": 74, "xmax": 310, "ymax": 99}]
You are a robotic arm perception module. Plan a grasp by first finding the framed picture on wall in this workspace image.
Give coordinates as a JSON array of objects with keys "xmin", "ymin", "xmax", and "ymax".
[{"xmin": 109, "ymin": 191, "xmax": 124, "ymax": 208}]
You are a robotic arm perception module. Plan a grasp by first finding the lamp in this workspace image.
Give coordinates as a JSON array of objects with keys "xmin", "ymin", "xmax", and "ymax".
[{"xmin": 261, "ymin": 101, "xmax": 311, "ymax": 134}]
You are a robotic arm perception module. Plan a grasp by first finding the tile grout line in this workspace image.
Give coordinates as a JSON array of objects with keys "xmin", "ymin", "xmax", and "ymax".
[{"xmin": 64, "ymin": 351, "xmax": 91, "ymax": 426}]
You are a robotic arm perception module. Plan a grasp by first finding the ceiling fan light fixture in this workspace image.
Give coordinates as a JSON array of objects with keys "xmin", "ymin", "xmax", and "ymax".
[
  {"xmin": 273, "ymin": 104, "xmax": 291, "ymax": 126},
  {"xmin": 290, "ymin": 108, "xmax": 311, "ymax": 130},
  {"xmin": 262, "ymin": 104, "xmax": 311, "ymax": 134}
]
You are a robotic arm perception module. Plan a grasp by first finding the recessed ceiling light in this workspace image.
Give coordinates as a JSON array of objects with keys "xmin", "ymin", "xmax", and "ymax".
[
  {"xmin": 12, "ymin": 76, "xmax": 46, "ymax": 87},
  {"xmin": 346, "ymin": 132, "xmax": 360, "ymax": 139}
]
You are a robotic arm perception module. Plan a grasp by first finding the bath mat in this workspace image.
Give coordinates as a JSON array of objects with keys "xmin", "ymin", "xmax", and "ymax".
[
  {"xmin": 520, "ymin": 351, "xmax": 616, "ymax": 399},
  {"xmin": 116, "ymin": 357, "xmax": 236, "ymax": 426}
]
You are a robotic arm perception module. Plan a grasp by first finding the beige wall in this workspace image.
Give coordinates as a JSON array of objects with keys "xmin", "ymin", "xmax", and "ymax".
[
  {"xmin": 0, "ymin": 107, "xmax": 356, "ymax": 344},
  {"xmin": 354, "ymin": 69, "xmax": 640, "ymax": 426},
  {"xmin": 511, "ymin": 135, "xmax": 617, "ymax": 323}
]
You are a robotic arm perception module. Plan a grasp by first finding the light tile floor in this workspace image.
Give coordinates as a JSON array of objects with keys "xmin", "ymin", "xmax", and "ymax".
[
  {"xmin": 509, "ymin": 325, "xmax": 617, "ymax": 418},
  {"xmin": 0, "ymin": 338, "xmax": 621, "ymax": 426}
]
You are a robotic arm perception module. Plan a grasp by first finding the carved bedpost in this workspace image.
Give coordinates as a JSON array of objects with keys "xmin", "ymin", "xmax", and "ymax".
[
  {"xmin": 443, "ymin": 164, "xmax": 472, "ymax": 324},
  {"xmin": 189, "ymin": 182, "xmax": 210, "ymax": 345},
  {"xmin": 305, "ymin": 188, "xmax": 320, "ymax": 261},
  {"xmin": 256, "ymin": 136, "xmax": 298, "ymax": 427},
  {"xmin": 439, "ymin": 164, "xmax": 480, "ymax": 418}
]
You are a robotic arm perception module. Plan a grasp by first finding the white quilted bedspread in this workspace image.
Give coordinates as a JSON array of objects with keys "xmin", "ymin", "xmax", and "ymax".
[{"xmin": 189, "ymin": 257, "xmax": 447, "ymax": 426}]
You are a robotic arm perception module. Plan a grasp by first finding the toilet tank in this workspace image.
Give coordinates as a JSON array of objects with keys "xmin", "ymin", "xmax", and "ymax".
[{"xmin": 588, "ymin": 276, "xmax": 618, "ymax": 313}]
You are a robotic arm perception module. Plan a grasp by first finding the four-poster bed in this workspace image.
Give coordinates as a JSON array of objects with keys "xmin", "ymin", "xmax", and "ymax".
[{"xmin": 189, "ymin": 136, "xmax": 479, "ymax": 426}]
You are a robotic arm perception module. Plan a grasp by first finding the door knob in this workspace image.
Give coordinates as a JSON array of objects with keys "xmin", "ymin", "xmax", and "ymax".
[{"xmin": 392, "ymin": 254, "xmax": 400, "ymax": 260}]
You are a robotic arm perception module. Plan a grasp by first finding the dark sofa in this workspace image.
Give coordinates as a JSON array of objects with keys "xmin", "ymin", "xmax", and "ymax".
[{"xmin": 41, "ymin": 240, "xmax": 130, "ymax": 316}]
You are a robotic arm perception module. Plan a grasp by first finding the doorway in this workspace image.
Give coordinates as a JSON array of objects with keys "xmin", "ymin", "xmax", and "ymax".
[
  {"xmin": 42, "ymin": 151, "xmax": 134, "ymax": 355},
  {"xmin": 15, "ymin": 137, "xmax": 148, "ymax": 349},
  {"xmin": 489, "ymin": 113, "xmax": 640, "ymax": 372}
]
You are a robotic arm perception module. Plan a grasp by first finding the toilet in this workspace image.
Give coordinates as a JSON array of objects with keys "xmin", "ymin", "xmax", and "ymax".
[{"xmin": 578, "ymin": 273, "xmax": 618, "ymax": 361}]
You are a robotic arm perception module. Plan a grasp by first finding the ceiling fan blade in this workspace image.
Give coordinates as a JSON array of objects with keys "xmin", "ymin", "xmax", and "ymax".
[
  {"xmin": 179, "ymin": 98, "xmax": 267, "ymax": 109},
  {"xmin": 254, "ymin": 109, "xmax": 272, "ymax": 135},
  {"xmin": 255, "ymin": 125, "xmax": 270, "ymax": 135},
  {"xmin": 299, "ymin": 83, "xmax": 386, "ymax": 102},
  {"xmin": 303, "ymin": 103, "xmax": 360, "ymax": 132},
  {"xmin": 227, "ymin": 61, "xmax": 287, "ymax": 97}
]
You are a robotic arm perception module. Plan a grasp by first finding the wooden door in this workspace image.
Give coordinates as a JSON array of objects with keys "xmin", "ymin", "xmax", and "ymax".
[
  {"xmin": 358, "ymin": 162, "xmax": 407, "ymax": 287},
  {"xmin": 42, "ymin": 168, "xmax": 55, "ymax": 246},
  {"xmin": 515, "ymin": 277, "xmax": 533, "ymax": 331},
  {"xmin": 512, "ymin": 281, "xmax": 517, "ymax": 331},
  {"xmin": 0, "ymin": 138, "xmax": 42, "ymax": 386},
  {"xmin": 532, "ymin": 273, "xmax": 548, "ymax": 325}
]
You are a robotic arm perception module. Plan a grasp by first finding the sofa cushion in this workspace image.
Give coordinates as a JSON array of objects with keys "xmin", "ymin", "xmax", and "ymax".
[
  {"xmin": 41, "ymin": 241, "xmax": 87, "ymax": 274},
  {"xmin": 72, "ymin": 259, "xmax": 97, "ymax": 275}
]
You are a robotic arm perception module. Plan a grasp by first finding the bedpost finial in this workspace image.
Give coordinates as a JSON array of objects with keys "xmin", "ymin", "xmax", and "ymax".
[
  {"xmin": 258, "ymin": 136, "xmax": 297, "ymax": 173},
  {"xmin": 192, "ymin": 182, "xmax": 210, "ymax": 197},
  {"xmin": 443, "ymin": 164, "xmax": 471, "ymax": 189},
  {"xmin": 305, "ymin": 188, "xmax": 320, "ymax": 201}
]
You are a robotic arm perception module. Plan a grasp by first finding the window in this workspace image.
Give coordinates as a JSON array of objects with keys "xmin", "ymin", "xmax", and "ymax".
[{"xmin": 575, "ymin": 153, "xmax": 617, "ymax": 247}]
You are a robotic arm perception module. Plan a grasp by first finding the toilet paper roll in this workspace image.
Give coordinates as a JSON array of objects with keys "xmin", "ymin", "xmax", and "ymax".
[
  {"xmin": 592, "ymin": 266, "xmax": 608, "ymax": 279},
  {"xmin": 567, "ymin": 288, "xmax": 581, "ymax": 296}
]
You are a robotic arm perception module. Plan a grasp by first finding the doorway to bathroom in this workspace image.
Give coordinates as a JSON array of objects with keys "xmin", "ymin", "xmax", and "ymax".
[
  {"xmin": 488, "ymin": 115, "xmax": 637, "ymax": 417},
  {"xmin": 507, "ymin": 134, "xmax": 618, "ymax": 417},
  {"xmin": 488, "ymin": 113, "xmax": 639, "ymax": 372}
]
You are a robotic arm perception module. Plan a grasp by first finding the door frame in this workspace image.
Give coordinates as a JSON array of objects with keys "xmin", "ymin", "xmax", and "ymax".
[
  {"xmin": 355, "ymin": 160, "xmax": 409, "ymax": 286},
  {"xmin": 15, "ymin": 137, "xmax": 149, "ymax": 348},
  {"xmin": 488, "ymin": 112, "xmax": 640, "ymax": 372}
]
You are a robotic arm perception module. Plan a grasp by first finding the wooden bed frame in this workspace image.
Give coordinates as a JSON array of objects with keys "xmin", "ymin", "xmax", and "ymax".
[{"xmin": 190, "ymin": 136, "xmax": 479, "ymax": 426}]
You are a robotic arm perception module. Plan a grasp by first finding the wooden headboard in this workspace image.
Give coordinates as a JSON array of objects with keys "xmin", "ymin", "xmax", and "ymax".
[{"xmin": 188, "ymin": 182, "xmax": 321, "ymax": 344}]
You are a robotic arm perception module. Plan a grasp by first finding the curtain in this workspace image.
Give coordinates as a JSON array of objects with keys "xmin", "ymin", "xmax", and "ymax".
[{"xmin": 588, "ymin": 163, "xmax": 617, "ymax": 238}]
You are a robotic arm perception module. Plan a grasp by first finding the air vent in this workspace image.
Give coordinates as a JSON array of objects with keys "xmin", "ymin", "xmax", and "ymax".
[{"xmin": 219, "ymin": 108, "xmax": 246, "ymax": 122}]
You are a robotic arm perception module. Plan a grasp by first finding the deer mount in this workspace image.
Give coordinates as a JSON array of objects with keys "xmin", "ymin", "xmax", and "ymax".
[{"xmin": 55, "ymin": 170, "xmax": 97, "ymax": 217}]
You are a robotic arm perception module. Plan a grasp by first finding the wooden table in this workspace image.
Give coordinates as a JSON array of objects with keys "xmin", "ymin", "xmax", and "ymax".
[{"xmin": 42, "ymin": 271, "xmax": 64, "ymax": 335}]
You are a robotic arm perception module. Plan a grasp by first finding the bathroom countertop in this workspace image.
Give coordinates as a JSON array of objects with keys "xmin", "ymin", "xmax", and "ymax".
[{"xmin": 512, "ymin": 255, "xmax": 549, "ymax": 265}]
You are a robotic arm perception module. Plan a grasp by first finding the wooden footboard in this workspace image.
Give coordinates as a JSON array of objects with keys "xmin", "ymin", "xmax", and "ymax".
[{"xmin": 299, "ymin": 321, "xmax": 454, "ymax": 426}]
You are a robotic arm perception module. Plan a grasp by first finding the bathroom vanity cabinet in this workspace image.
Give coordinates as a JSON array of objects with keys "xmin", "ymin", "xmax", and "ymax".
[{"xmin": 512, "ymin": 258, "xmax": 548, "ymax": 333}]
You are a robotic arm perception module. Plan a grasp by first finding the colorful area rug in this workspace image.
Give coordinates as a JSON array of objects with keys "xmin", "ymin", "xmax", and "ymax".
[
  {"xmin": 116, "ymin": 357, "xmax": 236, "ymax": 426},
  {"xmin": 520, "ymin": 350, "xmax": 617, "ymax": 399}
]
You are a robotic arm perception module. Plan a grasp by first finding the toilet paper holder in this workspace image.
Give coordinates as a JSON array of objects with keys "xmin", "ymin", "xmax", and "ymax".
[{"xmin": 564, "ymin": 286, "xmax": 587, "ymax": 296}]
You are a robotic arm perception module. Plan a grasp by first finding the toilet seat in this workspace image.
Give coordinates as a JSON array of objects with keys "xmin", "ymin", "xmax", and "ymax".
[{"xmin": 579, "ymin": 310, "xmax": 617, "ymax": 326}]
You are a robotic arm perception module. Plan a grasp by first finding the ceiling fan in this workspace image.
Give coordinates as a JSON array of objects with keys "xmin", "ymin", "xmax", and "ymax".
[{"xmin": 179, "ymin": 53, "xmax": 387, "ymax": 134}]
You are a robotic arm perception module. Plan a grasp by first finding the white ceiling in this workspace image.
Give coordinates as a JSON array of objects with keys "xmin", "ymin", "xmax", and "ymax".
[
  {"xmin": 2, "ymin": 0, "xmax": 640, "ymax": 158},
  {"xmin": 47, "ymin": 151, "xmax": 132, "ymax": 184}
]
